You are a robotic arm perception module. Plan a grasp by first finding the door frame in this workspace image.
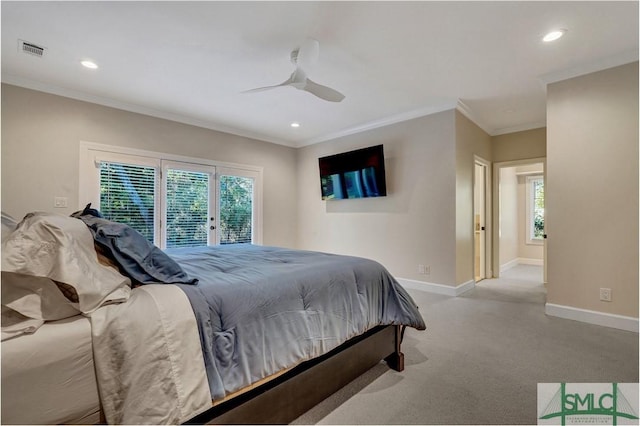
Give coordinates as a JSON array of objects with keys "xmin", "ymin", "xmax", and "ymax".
[
  {"xmin": 473, "ymin": 156, "xmax": 492, "ymax": 281},
  {"xmin": 492, "ymin": 157, "xmax": 546, "ymax": 279}
]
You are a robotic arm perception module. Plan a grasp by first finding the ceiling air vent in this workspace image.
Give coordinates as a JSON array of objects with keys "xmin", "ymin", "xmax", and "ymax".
[{"xmin": 18, "ymin": 39, "xmax": 45, "ymax": 57}]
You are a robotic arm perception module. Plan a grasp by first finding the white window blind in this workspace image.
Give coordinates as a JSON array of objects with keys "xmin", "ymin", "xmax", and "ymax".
[
  {"xmin": 99, "ymin": 161, "xmax": 156, "ymax": 242},
  {"xmin": 219, "ymin": 175, "xmax": 253, "ymax": 244},
  {"xmin": 165, "ymin": 168, "xmax": 210, "ymax": 248}
]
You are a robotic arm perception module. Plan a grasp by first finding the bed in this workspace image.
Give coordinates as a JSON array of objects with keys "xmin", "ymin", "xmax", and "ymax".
[
  {"xmin": 1, "ymin": 211, "xmax": 425, "ymax": 424},
  {"xmin": 1, "ymin": 315, "xmax": 101, "ymax": 424}
]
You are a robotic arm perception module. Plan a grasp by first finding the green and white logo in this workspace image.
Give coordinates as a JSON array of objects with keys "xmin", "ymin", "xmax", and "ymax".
[{"xmin": 538, "ymin": 383, "xmax": 639, "ymax": 425}]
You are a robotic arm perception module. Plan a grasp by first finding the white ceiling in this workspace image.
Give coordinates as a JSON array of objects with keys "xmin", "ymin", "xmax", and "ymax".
[{"xmin": 2, "ymin": 1, "xmax": 638, "ymax": 148}]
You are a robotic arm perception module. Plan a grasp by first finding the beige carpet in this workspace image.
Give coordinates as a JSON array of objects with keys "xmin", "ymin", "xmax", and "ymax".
[{"xmin": 293, "ymin": 265, "xmax": 639, "ymax": 425}]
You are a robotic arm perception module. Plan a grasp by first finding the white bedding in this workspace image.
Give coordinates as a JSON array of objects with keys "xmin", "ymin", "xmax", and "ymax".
[
  {"xmin": 1, "ymin": 213, "xmax": 211, "ymax": 424},
  {"xmin": 91, "ymin": 284, "xmax": 212, "ymax": 424},
  {"xmin": 1, "ymin": 285, "xmax": 211, "ymax": 425},
  {"xmin": 2, "ymin": 212, "xmax": 131, "ymax": 317},
  {"xmin": 1, "ymin": 315, "xmax": 101, "ymax": 425}
]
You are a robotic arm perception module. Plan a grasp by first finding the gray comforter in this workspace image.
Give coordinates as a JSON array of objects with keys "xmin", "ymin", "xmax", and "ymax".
[{"xmin": 169, "ymin": 244, "xmax": 426, "ymax": 401}]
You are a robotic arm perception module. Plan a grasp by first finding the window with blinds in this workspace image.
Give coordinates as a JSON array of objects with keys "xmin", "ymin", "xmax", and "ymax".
[
  {"xmin": 99, "ymin": 162, "xmax": 156, "ymax": 242},
  {"xmin": 219, "ymin": 175, "xmax": 253, "ymax": 244},
  {"xmin": 165, "ymin": 169, "xmax": 209, "ymax": 248},
  {"xmin": 84, "ymin": 143, "xmax": 262, "ymax": 248}
]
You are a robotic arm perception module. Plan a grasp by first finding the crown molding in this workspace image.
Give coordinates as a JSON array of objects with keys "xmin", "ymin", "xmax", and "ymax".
[
  {"xmin": 539, "ymin": 49, "xmax": 639, "ymax": 85},
  {"xmin": 455, "ymin": 100, "xmax": 494, "ymax": 135},
  {"xmin": 457, "ymin": 100, "xmax": 547, "ymax": 136},
  {"xmin": 491, "ymin": 121, "xmax": 547, "ymax": 136},
  {"xmin": 3, "ymin": 74, "xmax": 555, "ymax": 148},
  {"xmin": 1, "ymin": 74, "xmax": 296, "ymax": 148},
  {"xmin": 298, "ymin": 100, "xmax": 459, "ymax": 147}
]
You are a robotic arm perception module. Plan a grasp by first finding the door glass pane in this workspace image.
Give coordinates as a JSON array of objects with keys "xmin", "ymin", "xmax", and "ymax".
[
  {"xmin": 166, "ymin": 169, "xmax": 209, "ymax": 248},
  {"xmin": 219, "ymin": 175, "xmax": 253, "ymax": 244},
  {"xmin": 533, "ymin": 179, "xmax": 545, "ymax": 239},
  {"xmin": 100, "ymin": 162, "xmax": 156, "ymax": 242}
]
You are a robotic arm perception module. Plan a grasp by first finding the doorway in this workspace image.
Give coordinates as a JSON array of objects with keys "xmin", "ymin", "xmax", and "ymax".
[
  {"xmin": 473, "ymin": 157, "xmax": 491, "ymax": 282},
  {"xmin": 492, "ymin": 158, "xmax": 546, "ymax": 282}
]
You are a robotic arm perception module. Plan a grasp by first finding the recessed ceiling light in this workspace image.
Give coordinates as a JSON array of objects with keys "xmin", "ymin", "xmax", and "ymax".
[
  {"xmin": 543, "ymin": 29, "xmax": 566, "ymax": 43},
  {"xmin": 81, "ymin": 60, "xmax": 98, "ymax": 69},
  {"xmin": 290, "ymin": 122, "xmax": 300, "ymax": 128}
]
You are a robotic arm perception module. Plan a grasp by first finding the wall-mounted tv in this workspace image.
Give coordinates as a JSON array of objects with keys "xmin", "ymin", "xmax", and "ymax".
[{"xmin": 319, "ymin": 144, "xmax": 387, "ymax": 200}]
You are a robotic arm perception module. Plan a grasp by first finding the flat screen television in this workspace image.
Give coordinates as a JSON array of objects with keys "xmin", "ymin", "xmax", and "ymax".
[{"xmin": 319, "ymin": 144, "xmax": 387, "ymax": 200}]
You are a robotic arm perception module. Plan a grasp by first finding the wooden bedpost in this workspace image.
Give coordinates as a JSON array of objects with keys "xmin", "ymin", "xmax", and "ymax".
[{"xmin": 384, "ymin": 325, "xmax": 405, "ymax": 371}]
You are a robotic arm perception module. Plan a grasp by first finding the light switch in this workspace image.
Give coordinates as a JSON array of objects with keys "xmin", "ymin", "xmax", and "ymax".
[{"xmin": 54, "ymin": 197, "xmax": 68, "ymax": 208}]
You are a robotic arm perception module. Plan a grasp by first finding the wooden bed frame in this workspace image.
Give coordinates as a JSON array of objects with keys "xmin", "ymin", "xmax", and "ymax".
[{"xmin": 186, "ymin": 324, "xmax": 405, "ymax": 424}]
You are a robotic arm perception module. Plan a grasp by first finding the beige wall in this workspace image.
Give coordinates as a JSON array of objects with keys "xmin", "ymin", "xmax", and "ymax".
[
  {"xmin": 296, "ymin": 110, "xmax": 458, "ymax": 286},
  {"xmin": 1, "ymin": 85, "xmax": 480, "ymax": 288},
  {"xmin": 9, "ymin": 63, "xmax": 636, "ymax": 324},
  {"xmin": 455, "ymin": 111, "xmax": 492, "ymax": 285},
  {"xmin": 1, "ymin": 84, "xmax": 298, "ymax": 248},
  {"xmin": 492, "ymin": 127, "xmax": 546, "ymax": 163},
  {"xmin": 546, "ymin": 62, "xmax": 639, "ymax": 318}
]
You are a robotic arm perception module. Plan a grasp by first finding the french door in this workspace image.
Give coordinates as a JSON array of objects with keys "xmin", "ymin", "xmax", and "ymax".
[
  {"xmin": 95, "ymin": 152, "xmax": 260, "ymax": 248},
  {"xmin": 161, "ymin": 161, "xmax": 216, "ymax": 248}
]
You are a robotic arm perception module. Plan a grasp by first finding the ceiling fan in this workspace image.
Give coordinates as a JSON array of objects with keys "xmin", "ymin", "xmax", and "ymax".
[{"xmin": 244, "ymin": 38, "xmax": 345, "ymax": 103}]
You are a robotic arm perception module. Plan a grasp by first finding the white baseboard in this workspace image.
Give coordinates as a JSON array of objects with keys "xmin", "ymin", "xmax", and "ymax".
[
  {"xmin": 500, "ymin": 257, "xmax": 544, "ymax": 273},
  {"xmin": 545, "ymin": 303, "xmax": 639, "ymax": 333},
  {"xmin": 500, "ymin": 258, "xmax": 519, "ymax": 273},
  {"xmin": 397, "ymin": 278, "xmax": 475, "ymax": 297},
  {"xmin": 518, "ymin": 257, "xmax": 543, "ymax": 266},
  {"xmin": 399, "ymin": 280, "xmax": 639, "ymax": 333}
]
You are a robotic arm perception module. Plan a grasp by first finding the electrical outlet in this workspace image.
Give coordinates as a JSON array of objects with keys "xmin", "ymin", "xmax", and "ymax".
[
  {"xmin": 599, "ymin": 288, "xmax": 612, "ymax": 302},
  {"xmin": 418, "ymin": 264, "xmax": 431, "ymax": 275}
]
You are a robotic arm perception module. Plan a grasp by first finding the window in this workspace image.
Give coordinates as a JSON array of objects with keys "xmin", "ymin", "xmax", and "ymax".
[
  {"xmin": 218, "ymin": 174, "xmax": 254, "ymax": 244},
  {"xmin": 80, "ymin": 142, "xmax": 262, "ymax": 248},
  {"xmin": 100, "ymin": 161, "xmax": 157, "ymax": 242},
  {"xmin": 162, "ymin": 162, "xmax": 214, "ymax": 248},
  {"xmin": 526, "ymin": 175, "xmax": 544, "ymax": 244}
]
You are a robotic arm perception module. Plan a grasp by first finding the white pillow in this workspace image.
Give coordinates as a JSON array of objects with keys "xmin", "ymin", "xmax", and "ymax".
[{"xmin": 1, "ymin": 212, "xmax": 131, "ymax": 315}]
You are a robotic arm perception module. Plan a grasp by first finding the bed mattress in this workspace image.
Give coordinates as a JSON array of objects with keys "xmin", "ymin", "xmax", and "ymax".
[{"xmin": 1, "ymin": 314, "xmax": 101, "ymax": 425}]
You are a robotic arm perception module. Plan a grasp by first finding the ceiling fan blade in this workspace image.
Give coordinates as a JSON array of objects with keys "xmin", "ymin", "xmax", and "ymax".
[
  {"xmin": 242, "ymin": 85, "xmax": 285, "ymax": 94},
  {"xmin": 295, "ymin": 38, "xmax": 319, "ymax": 69},
  {"xmin": 242, "ymin": 73, "xmax": 295, "ymax": 93},
  {"xmin": 303, "ymin": 78, "xmax": 345, "ymax": 102}
]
